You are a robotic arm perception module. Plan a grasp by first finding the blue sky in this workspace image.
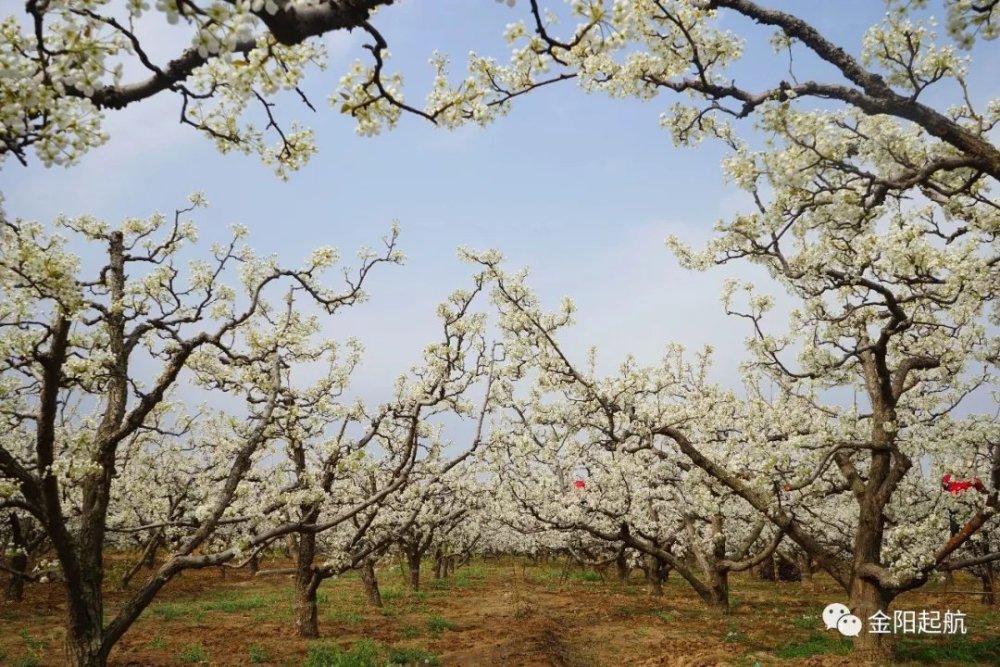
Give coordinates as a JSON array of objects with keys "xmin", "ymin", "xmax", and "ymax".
[{"xmin": 3, "ymin": 0, "xmax": 997, "ymax": 408}]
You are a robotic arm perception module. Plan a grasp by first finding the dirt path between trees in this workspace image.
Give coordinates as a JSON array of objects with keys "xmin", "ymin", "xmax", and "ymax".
[{"xmin": 1, "ymin": 557, "xmax": 997, "ymax": 666}]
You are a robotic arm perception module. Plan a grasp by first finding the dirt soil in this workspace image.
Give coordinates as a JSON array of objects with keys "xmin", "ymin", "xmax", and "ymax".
[{"xmin": 1, "ymin": 556, "xmax": 998, "ymax": 666}]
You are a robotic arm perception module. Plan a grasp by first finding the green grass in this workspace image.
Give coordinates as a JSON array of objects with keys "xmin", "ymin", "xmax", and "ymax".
[
  {"xmin": 451, "ymin": 572, "xmax": 479, "ymax": 589},
  {"xmin": 530, "ymin": 566, "xmax": 565, "ymax": 582},
  {"xmin": 150, "ymin": 634, "xmax": 167, "ymax": 650},
  {"xmin": 150, "ymin": 601, "xmax": 197, "ymax": 621},
  {"xmin": 177, "ymin": 642, "xmax": 209, "ymax": 664},
  {"xmin": 426, "ymin": 614, "xmax": 455, "ymax": 638},
  {"xmin": 10, "ymin": 630, "xmax": 43, "ymax": 667},
  {"xmin": 380, "ymin": 588, "xmax": 403, "ymax": 603},
  {"xmin": 612, "ymin": 605, "xmax": 676, "ymax": 622},
  {"xmin": 461, "ymin": 564, "xmax": 486, "ymax": 579},
  {"xmin": 19, "ymin": 630, "xmax": 46, "ymax": 653},
  {"xmin": 896, "ymin": 634, "xmax": 1000, "ymax": 664},
  {"xmin": 203, "ymin": 593, "xmax": 269, "ymax": 613},
  {"xmin": 248, "ymin": 643, "xmax": 270, "ymax": 664},
  {"xmin": 775, "ymin": 633, "xmax": 853, "ymax": 659},
  {"xmin": 150, "ymin": 591, "xmax": 279, "ymax": 623},
  {"xmin": 305, "ymin": 640, "xmax": 439, "ymax": 667},
  {"xmin": 790, "ymin": 613, "xmax": 819, "ymax": 630},
  {"xmin": 325, "ymin": 608, "xmax": 363, "ymax": 624},
  {"xmin": 653, "ymin": 610, "xmax": 675, "ymax": 623},
  {"xmin": 387, "ymin": 646, "xmax": 441, "ymax": 665},
  {"xmin": 571, "ymin": 570, "xmax": 603, "ymax": 583},
  {"xmin": 400, "ymin": 624, "xmax": 421, "ymax": 639}
]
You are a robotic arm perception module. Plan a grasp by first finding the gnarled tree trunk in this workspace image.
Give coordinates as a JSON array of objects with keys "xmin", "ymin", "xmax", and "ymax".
[
  {"xmin": 615, "ymin": 548, "xmax": 629, "ymax": 583},
  {"xmin": 849, "ymin": 478, "xmax": 896, "ymax": 665},
  {"xmin": 849, "ymin": 575, "xmax": 895, "ymax": 664},
  {"xmin": 64, "ymin": 562, "xmax": 108, "ymax": 667},
  {"xmin": 433, "ymin": 547, "xmax": 443, "ymax": 580},
  {"xmin": 360, "ymin": 560, "xmax": 382, "ymax": 608},
  {"xmin": 645, "ymin": 554, "xmax": 665, "ymax": 597},
  {"xmin": 5, "ymin": 550, "xmax": 27, "ymax": 602},
  {"xmin": 406, "ymin": 548, "xmax": 421, "ymax": 592},
  {"xmin": 294, "ymin": 531, "xmax": 320, "ymax": 638}
]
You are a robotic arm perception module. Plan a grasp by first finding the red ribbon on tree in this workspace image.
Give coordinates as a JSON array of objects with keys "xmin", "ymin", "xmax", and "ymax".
[
  {"xmin": 573, "ymin": 480, "xmax": 587, "ymax": 489},
  {"xmin": 941, "ymin": 473, "xmax": 986, "ymax": 495}
]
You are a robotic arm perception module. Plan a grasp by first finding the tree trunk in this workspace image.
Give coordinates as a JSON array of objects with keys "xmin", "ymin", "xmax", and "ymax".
[
  {"xmin": 849, "ymin": 488, "xmax": 895, "ymax": 665},
  {"xmin": 706, "ymin": 568, "xmax": 729, "ymax": 611},
  {"xmin": 5, "ymin": 513, "xmax": 31, "ymax": 601},
  {"xmin": 294, "ymin": 577, "xmax": 320, "ymax": 638},
  {"xmin": 704, "ymin": 516, "xmax": 729, "ymax": 610},
  {"xmin": 142, "ymin": 535, "xmax": 159, "ymax": 569},
  {"xmin": 65, "ymin": 630, "xmax": 106, "ymax": 667},
  {"xmin": 615, "ymin": 549, "xmax": 629, "ymax": 583},
  {"xmin": 798, "ymin": 552, "xmax": 813, "ymax": 583},
  {"xmin": 645, "ymin": 555, "xmax": 663, "ymax": 597},
  {"xmin": 433, "ymin": 548, "xmax": 443, "ymax": 580},
  {"xmin": 360, "ymin": 561, "xmax": 382, "ymax": 608},
  {"xmin": 248, "ymin": 553, "xmax": 260, "ymax": 576},
  {"xmin": 294, "ymin": 532, "xmax": 320, "ymax": 638},
  {"xmin": 849, "ymin": 576, "xmax": 894, "ymax": 663},
  {"xmin": 980, "ymin": 565, "xmax": 997, "ymax": 606},
  {"xmin": 407, "ymin": 549, "xmax": 421, "ymax": 592},
  {"xmin": 64, "ymin": 577, "xmax": 107, "ymax": 667},
  {"xmin": 5, "ymin": 551, "xmax": 27, "ymax": 601}
]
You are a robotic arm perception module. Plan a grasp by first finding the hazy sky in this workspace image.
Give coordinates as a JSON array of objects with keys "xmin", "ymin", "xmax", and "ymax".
[{"xmin": 3, "ymin": 0, "xmax": 997, "ymax": 410}]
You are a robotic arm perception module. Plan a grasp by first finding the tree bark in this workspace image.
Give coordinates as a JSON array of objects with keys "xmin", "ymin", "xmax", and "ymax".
[
  {"xmin": 64, "ymin": 580, "xmax": 107, "ymax": 667},
  {"xmin": 407, "ymin": 549, "xmax": 421, "ymax": 592},
  {"xmin": 294, "ymin": 531, "xmax": 320, "ymax": 638},
  {"xmin": 615, "ymin": 549, "xmax": 629, "ymax": 584},
  {"xmin": 63, "ymin": 234, "xmax": 124, "ymax": 667},
  {"xmin": 142, "ymin": 535, "xmax": 159, "ymax": 569},
  {"xmin": 433, "ymin": 548, "xmax": 443, "ymax": 580},
  {"xmin": 798, "ymin": 552, "xmax": 813, "ymax": 583},
  {"xmin": 645, "ymin": 554, "xmax": 664, "ymax": 597},
  {"xmin": 360, "ymin": 560, "xmax": 382, "ymax": 608},
  {"xmin": 706, "ymin": 568, "xmax": 730, "ymax": 611},
  {"xmin": 5, "ymin": 513, "xmax": 28, "ymax": 601},
  {"xmin": 5, "ymin": 551, "xmax": 27, "ymax": 601},
  {"xmin": 980, "ymin": 565, "xmax": 997, "ymax": 606},
  {"xmin": 849, "ymin": 576, "xmax": 894, "ymax": 664},
  {"xmin": 849, "ymin": 486, "xmax": 896, "ymax": 664}
]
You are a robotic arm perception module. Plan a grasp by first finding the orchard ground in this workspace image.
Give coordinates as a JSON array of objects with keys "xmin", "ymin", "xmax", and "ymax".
[{"xmin": 1, "ymin": 558, "xmax": 998, "ymax": 667}]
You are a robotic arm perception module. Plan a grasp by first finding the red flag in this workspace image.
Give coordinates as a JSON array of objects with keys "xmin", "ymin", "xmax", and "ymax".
[{"xmin": 942, "ymin": 473, "xmax": 986, "ymax": 495}]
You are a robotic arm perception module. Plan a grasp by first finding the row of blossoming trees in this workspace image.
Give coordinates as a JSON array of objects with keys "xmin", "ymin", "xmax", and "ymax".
[
  {"xmin": 1, "ymin": 206, "xmax": 996, "ymax": 664},
  {"xmin": 1, "ymin": 0, "xmax": 998, "ymax": 665}
]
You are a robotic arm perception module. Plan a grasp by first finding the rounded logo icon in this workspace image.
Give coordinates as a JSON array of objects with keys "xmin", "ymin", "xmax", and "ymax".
[
  {"xmin": 837, "ymin": 614, "xmax": 863, "ymax": 637},
  {"xmin": 822, "ymin": 603, "xmax": 851, "ymax": 630}
]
